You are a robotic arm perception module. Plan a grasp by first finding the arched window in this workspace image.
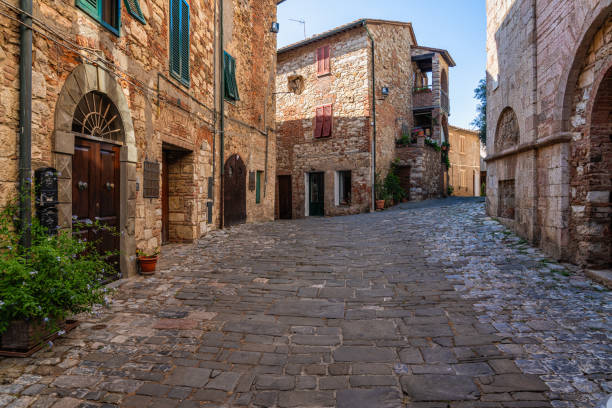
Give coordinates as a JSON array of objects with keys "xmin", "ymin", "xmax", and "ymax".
[
  {"xmin": 494, "ymin": 107, "xmax": 519, "ymax": 152},
  {"xmin": 72, "ymin": 91, "xmax": 124, "ymax": 143}
]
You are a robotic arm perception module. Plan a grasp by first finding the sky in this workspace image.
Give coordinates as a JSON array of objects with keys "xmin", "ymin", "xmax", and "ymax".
[{"xmin": 277, "ymin": 0, "xmax": 486, "ymax": 130}]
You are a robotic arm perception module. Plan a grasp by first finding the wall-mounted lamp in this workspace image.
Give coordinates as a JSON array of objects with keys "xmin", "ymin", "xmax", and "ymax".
[
  {"xmin": 270, "ymin": 22, "xmax": 280, "ymax": 33},
  {"xmin": 381, "ymin": 87, "xmax": 390, "ymax": 97}
]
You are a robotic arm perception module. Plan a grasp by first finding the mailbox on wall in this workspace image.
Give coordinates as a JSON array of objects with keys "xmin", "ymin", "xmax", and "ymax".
[{"xmin": 34, "ymin": 167, "xmax": 59, "ymax": 234}]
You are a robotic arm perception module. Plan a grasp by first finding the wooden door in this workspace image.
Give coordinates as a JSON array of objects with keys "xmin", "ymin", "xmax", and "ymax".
[
  {"xmin": 278, "ymin": 175, "xmax": 292, "ymax": 219},
  {"xmin": 162, "ymin": 151, "xmax": 169, "ymax": 244},
  {"xmin": 397, "ymin": 166, "xmax": 411, "ymax": 201},
  {"xmin": 308, "ymin": 172, "xmax": 324, "ymax": 216},
  {"xmin": 223, "ymin": 154, "xmax": 247, "ymax": 227},
  {"xmin": 72, "ymin": 138, "xmax": 120, "ymax": 279}
]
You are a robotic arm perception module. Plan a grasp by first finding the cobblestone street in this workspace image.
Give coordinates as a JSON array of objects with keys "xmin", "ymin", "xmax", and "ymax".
[{"xmin": 1, "ymin": 198, "xmax": 610, "ymax": 408}]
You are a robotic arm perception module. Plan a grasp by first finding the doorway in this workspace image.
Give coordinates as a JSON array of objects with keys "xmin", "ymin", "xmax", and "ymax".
[
  {"xmin": 72, "ymin": 138, "xmax": 120, "ymax": 280},
  {"xmin": 397, "ymin": 165, "xmax": 411, "ymax": 201},
  {"xmin": 224, "ymin": 154, "xmax": 247, "ymax": 227},
  {"xmin": 278, "ymin": 175, "xmax": 292, "ymax": 219},
  {"xmin": 308, "ymin": 172, "xmax": 325, "ymax": 216}
]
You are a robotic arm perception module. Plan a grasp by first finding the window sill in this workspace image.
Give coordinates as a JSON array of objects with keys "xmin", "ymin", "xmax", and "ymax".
[
  {"xmin": 317, "ymin": 72, "xmax": 331, "ymax": 78},
  {"xmin": 76, "ymin": 6, "xmax": 120, "ymax": 37},
  {"xmin": 169, "ymin": 71, "xmax": 190, "ymax": 89}
]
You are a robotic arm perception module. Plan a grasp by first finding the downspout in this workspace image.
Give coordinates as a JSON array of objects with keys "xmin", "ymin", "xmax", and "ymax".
[
  {"xmin": 18, "ymin": 0, "xmax": 32, "ymax": 247},
  {"xmin": 364, "ymin": 21, "xmax": 376, "ymax": 212},
  {"xmin": 211, "ymin": 0, "xmax": 217, "ymax": 213},
  {"xmin": 219, "ymin": 0, "xmax": 225, "ymax": 229}
]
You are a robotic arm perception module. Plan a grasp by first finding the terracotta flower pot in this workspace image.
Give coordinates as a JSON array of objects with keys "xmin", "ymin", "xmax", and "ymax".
[
  {"xmin": 375, "ymin": 200, "xmax": 385, "ymax": 210},
  {"xmin": 138, "ymin": 256, "xmax": 158, "ymax": 275}
]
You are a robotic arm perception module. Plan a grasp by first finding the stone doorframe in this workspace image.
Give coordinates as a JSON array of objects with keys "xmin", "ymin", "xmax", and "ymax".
[{"xmin": 53, "ymin": 64, "xmax": 138, "ymax": 277}]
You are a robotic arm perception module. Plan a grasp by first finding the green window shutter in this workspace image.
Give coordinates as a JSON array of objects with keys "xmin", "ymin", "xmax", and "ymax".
[
  {"xmin": 169, "ymin": 0, "xmax": 181, "ymax": 79},
  {"xmin": 124, "ymin": 0, "xmax": 146, "ymax": 23},
  {"xmin": 223, "ymin": 52, "xmax": 239, "ymax": 101},
  {"xmin": 179, "ymin": 0, "xmax": 190, "ymax": 84},
  {"xmin": 256, "ymin": 171, "xmax": 262, "ymax": 204},
  {"xmin": 76, "ymin": 0, "xmax": 99, "ymax": 20}
]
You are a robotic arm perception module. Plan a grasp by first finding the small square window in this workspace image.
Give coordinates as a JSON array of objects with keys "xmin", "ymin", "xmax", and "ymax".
[{"xmin": 336, "ymin": 171, "xmax": 351, "ymax": 206}]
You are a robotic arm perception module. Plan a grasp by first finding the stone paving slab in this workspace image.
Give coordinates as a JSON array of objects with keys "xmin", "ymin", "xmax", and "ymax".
[{"xmin": 0, "ymin": 198, "xmax": 610, "ymax": 407}]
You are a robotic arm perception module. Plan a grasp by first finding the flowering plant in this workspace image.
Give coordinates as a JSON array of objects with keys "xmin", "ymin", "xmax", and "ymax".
[
  {"xmin": 136, "ymin": 248, "xmax": 160, "ymax": 258},
  {"xmin": 0, "ymin": 202, "xmax": 112, "ymax": 335}
]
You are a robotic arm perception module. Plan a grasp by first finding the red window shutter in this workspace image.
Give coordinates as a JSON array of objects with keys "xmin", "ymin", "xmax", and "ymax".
[
  {"xmin": 323, "ymin": 46, "xmax": 330, "ymax": 73},
  {"xmin": 322, "ymin": 105, "xmax": 332, "ymax": 137},
  {"xmin": 316, "ymin": 47, "xmax": 324, "ymax": 74},
  {"xmin": 314, "ymin": 107, "xmax": 324, "ymax": 138}
]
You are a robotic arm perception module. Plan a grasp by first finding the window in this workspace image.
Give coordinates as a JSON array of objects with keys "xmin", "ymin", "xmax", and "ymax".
[
  {"xmin": 314, "ymin": 104, "xmax": 332, "ymax": 138},
  {"xmin": 169, "ymin": 0, "xmax": 190, "ymax": 85},
  {"xmin": 460, "ymin": 136, "xmax": 465, "ymax": 153},
  {"xmin": 316, "ymin": 45, "xmax": 330, "ymax": 76},
  {"xmin": 76, "ymin": 0, "xmax": 120, "ymax": 34},
  {"xmin": 224, "ymin": 51, "xmax": 240, "ymax": 101},
  {"xmin": 335, "ymin": 171, "xmax": 351, "ymax": 206},
  {"xmin": 124, "ymin": 0, "xmax": 146, "ymax": 24},
  {"xmin": 460, "ymin": 170, "xmax": 466, "ymax": 188},
  {"xmin": 255, "ymin": 171, "xmax": 263, "ymax": 204}
]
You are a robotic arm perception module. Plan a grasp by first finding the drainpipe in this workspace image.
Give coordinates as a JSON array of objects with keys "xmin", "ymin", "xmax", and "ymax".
[
  {"xmin": 219, "ymin": 0, "xmax": 225, "ymax": 229},
  {"xmin": 364, "ymin": 21, "xmax": 376, "ymax": 212},
  {"xmin": 18, "ymin": 0, "xmax": 32, "ymax": 248},
  {"xmin": 532, "ymin": 0, "xmax": 540, "ymax": 245}
]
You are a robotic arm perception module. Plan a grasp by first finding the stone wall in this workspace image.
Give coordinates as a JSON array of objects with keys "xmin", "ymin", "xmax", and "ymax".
[
  {"xmin": 486, "ymin": 0, "xmax": 612, "ymax": 264},
  {"xmin": 448, "ymin": 126, "xmax": 481, "ymax": 197},
  {"xmin": 0, "ymin": 0, "xmax": 279, "ymax": 276},
  {"xmin": 395, "ymin": 137, "xmax": 444, "ymax": 201}
]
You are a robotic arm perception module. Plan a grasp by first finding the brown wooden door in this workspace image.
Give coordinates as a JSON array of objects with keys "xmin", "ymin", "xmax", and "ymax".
[
  {"xmin": 162, "ymin": 151, "xmax": 169, "ymax": 244},
  {"xmin": 397, "ymin": 166, "xmax": 411, "ymax": 201},
  {"xmin": 72, "ymin": 138, "xmax": 120, "ymax": 279},
  {"xmin": 223, "ymin": 154, "xmax": 247, "ymax": 227},
  {"xmin": 278, "ymin": 175, "xmax": 292, "ymax": 219}
]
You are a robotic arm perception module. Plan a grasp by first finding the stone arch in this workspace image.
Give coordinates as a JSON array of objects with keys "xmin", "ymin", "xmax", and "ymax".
[
  {"xmin": 494, "ymin": 107, "xmax": 519, "ymax": 153},
  {"xmin": 53, "ymin": 63, "xmax": 137, "ymax": 277},
  {"xmin": 440, "ymin": 69, "xmax": 448, "ymax": 94},
  {"xmin": 570, "ymin": 63, "xmax": 612, "ymax": 268},
  {"xmin": 557, "ymin": 2, "xmax": 612, "ymax": 133}
]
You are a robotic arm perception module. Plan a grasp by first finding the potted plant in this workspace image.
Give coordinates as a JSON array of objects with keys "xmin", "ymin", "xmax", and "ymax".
[
  {"xmin": 0, "ymin": 202, "xmax": 110, "ymax": 355},
  {"xmin": 384, "ymin": 161, "xmax": 407, "ymax": 206},
  {"xmin": 374, "ymin": 171, "xmax": 386, "ymax": 210},
  {"xmin": 137, "ymin": 248, "xmax": 160, "ymax": 276}
]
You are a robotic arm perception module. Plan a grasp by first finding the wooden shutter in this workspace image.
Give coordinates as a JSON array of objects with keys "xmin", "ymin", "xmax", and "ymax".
[
  {"xmin": 169, "ymin": 0, "xmax": 181, "ymax": 78},
  {"xmin": 317, "ymin": 46, "xmax": 330, "ymax": 75},
  {"xmin": 322, "ymin": 105, "xmax": 332, "ymax": 137},
  {"xmin": 314, "ymin": 107, "xmax": 324, "ymax": 138},
  {"xmin": 124, "ymin": 0, "xmax": 146, "ymax": 23},
  {"xmin": 224, "ymin": 52, "xmax": 239, "ymax": 100},
  {"xmin": 179, "ymin": 0, "xmax": 190, "ymax": 84},
  {"xmin": 256, "ymin": 171, "xmax": 262, "ymax": 204},
  {"xmin": 323, "ymin": 45, "xmax": 330, "ymax": 73},
  {"xmin": 76, "ymin": 0, "xmax": 99, "ymax": 19}
]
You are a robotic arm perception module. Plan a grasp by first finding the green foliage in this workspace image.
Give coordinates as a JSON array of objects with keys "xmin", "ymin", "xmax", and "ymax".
[
  {"xmin": 137, "ymin": 248, "xmax": 160, "ymax": 258},
  {"xmin": 424, "ymin": 137, "xmax": 441, "ymax": 151},
  {"xmin": 441, "ymin": 141, "xmax": 451, "ymax": 168},
  {"xmin": 396, "ymin": 133, "xmax": 415, "ymax": 147},
  {"xmin": 481, "ymin": 182, "xmax": 486, "ymax": 197},
  {"xmin": 471, "ymin": 77, "xmax": 487, "ymax": 145},
  {"xmin": 374, "ymin": 171, "xmax": 386, "ymax": 200},
  {"xmin": 0, "ymin": 202, "xmax": 112, "ymax": 335},
  {"xmin": 447, "ymin": 185, "xmax": 454, "ymax": 196},
  {"xmin": 384, "ymin": 161, "xmax": 407, "ymax": 203}
]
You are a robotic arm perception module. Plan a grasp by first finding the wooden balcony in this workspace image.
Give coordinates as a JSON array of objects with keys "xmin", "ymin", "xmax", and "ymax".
[{"xmin": 413, "ymin": 86, "xmax": 433, "ymax": 109}]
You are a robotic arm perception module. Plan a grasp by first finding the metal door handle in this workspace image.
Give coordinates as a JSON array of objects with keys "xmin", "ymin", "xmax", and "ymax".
[
  {"xmin": 106, "ymin": 182, "xmax": 115, "ymax": 191},
  {"xmin": 78, "ymin": 181, "xmax": 88, "ymax": 190}
]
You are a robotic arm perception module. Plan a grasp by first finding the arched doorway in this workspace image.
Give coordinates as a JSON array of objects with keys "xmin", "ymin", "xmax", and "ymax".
[
  {"xmin": 71, "ymin": 92, "xmax": 123, "ymax": 280},
  {"xmin": 582, "ymin": 66, "xmax": 612, "ymax": 268},
  {"xmin": 53, "ymin": 64, "xmax": 137, "ymax": 277},
  {"xmin": 224, "ymin": 154, "xmax": 247, "ymax": 227}
]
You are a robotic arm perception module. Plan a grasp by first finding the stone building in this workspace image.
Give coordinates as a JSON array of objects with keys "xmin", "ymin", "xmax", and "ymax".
[
  {"xmin": 0, "ymin": 0, "xmax": 283, "ymax": 277},
  {"xmin": 448, "ymin": 125, "xmax": 481, "ymax": 197},
  {"xmin": 275, "ymin": 19, "xmax": 455, "ymax": 218},
  {"xmin": 486, "ymin": 0, "xmax": 612, "ymax": 268}
]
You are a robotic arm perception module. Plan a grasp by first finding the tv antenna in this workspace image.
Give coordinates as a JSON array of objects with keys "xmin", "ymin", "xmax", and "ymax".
[{"xmin": 289, "ymin": 18, "xmax": 306, "ymax": 38}]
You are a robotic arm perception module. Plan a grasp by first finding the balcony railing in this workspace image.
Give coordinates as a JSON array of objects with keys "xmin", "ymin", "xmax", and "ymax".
[
  {"xmin": 441, "ymin": 89, "xmax": 450, "ymax": 114},
  {"xmin": 413, "ymin": 86, "xmax": 433, "ymax": 109}
]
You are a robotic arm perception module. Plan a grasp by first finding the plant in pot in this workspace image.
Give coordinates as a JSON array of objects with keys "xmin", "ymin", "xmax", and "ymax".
[
  {"xmin": 384, "ymin": 161, "xmax": 407, "ymax": 206},
  {"xmin": 137, "ymin": 248, "xmax": 160, "ymax": 276},
  {"xmin": 374, "ymin": 171, "xmax": 386, "ymax": 210},
  {"xmin": 0, "ymin": 202, "xmax": 111, "ymax": 355}
]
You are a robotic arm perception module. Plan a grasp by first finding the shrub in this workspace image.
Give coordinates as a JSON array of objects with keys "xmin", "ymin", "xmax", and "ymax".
[
  {"xmin": 0, "ymin": 202, "xmax": 113, "ymax": 335},
  {"xmin": 384, "ymin": 161, "xmax": 407, "ymax": 203}
]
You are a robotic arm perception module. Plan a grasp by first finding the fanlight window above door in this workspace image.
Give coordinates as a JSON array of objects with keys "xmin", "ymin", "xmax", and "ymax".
[{"xmin": 72, "ymin": 91, "xmax": 124, "ymax": 143}]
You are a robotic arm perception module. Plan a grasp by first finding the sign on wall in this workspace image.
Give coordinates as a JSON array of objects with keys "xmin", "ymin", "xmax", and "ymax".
[{"xmin": 143, "ymin": 161, "xmax": 160, "ymax": 198}]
